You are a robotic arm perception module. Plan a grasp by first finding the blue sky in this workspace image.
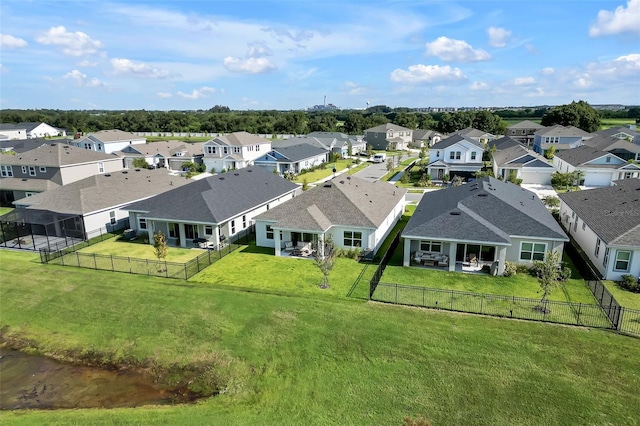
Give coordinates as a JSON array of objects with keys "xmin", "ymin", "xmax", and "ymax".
[{"xmin": 1, "ymin": 0, "xmax": 638, "ymax": 110}]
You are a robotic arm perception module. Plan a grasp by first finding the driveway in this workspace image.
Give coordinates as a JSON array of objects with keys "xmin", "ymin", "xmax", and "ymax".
[
  {"xmin": 352, "ymin": 161, "xmax": 388, "ymax": 182},
  {"xmin": 521, "ymin": 184, "xmax": 557, "ymax": 200}
]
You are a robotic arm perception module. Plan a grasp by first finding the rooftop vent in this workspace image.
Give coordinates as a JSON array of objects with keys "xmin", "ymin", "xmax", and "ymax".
[
  {"xmin": 340, "ymin": 180, "xmax": 344, "ymax": 184},
  {"xmin": 104, "ymin": 174, "xmax": 111, "ymax": 177},
  {"xmin": 122, "ymin": 171, "xmax": 128, "ymax": 174},
  {"xmin": 247, "ymin": 169, "xmax": 252, "ymax": 172},
  {"xmin": 450, "ymin": 211, "xmax": 461, "ymax": 216},
  {"xmin": 219, "ymin": 177, "xmax": 225, "ymax": 180},
  {"xmin": 234, "ymin": 173, "xmax": 239, "ymax": 176},
  {"xmin": 135, "ymin": 169, "xmax": 141, "ymax": 172},
  {"xmin": 324, "ymin": 183, "xmax": 332, "ymax": 188}
]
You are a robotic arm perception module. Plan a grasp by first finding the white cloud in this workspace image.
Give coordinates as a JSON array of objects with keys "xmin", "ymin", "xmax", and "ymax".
[
  {"xmin": 425, "ymin": 36, "xmax": 490, "ymax": 62},
  {"xmin": 589, "ymin": 0, "xmax": 640, "ymax": 37},
  {"xmin": 288, "ymin": 67, "xmax": 318, "ymax": 81},
  {"xmin": 0, "ymin": 34, "xmax": 28, "ymax": 49},
  {"xmin": 63, "ymin": 69, "xmax": 106, "ymax": 87},
  {"xmin": 511, "ymin": 77, "xmax": 536, "ymax": 86},
  {"xmin": 541, "ymin": 67, "xmax": 555, "ymax": 75},
  {"xmin": 37, "ymin": 26, "xmax": 103, "ymax": 57},
  {"xmin": 487, "ymin": 27, "xmax": 512, "ymax": 48},
  {"xmin": 586, "ymin": 53, "xmax": 640, "ymax": 77},
  {"xmin": 470, "ymin": 81, "xmax": 489, "ymax": 91},
  {"xmin": 247, "ymin": 42, "xmax": 273, "ymax": 58},
  {"xmin": 223, "ymin": 57, "xmax": 276, "ymax": 73},
  {"xmin": 390, "ymin": 64, "xmax": 467, "ymax": 84},
  {"xmin": 574, "ymin": 74, "xmax": 593, "ymax": 89},
  {"xmin": 157, "ymin": 92, "xmax": 173, "ymax": 98},
  {"xmin": 111, "ymin": 58, "xmax": 174, "ymax": 79},
  {"xmin": 77, "ymin": 59, "xmax": 97, "ymax": 67},
  {"xmin": 342, "ymin": 81, "xmax": 366, "ymax": 95},
  {"xmin": 177, "ymin": 86, "xmax": 216, "ymax": 99}
]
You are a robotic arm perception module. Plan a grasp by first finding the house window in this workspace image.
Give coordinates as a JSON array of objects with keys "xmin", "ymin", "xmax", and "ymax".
[
  {"xmin": 84, "ymin": 143, "xmax": 92, "ymax": 149},
  {"xmin": 139, "ymin": 218, "xmax": 147, "ymax": 229},
  {"xmin": 231, "ymin": 220, "xmax": 236, "ymax": 234},
  {"xmin": 204, "ymin": 225, "xmax": 213, "ymax": 235},
  {"xmin": 109, "ymin": 211, "xmax": 116, "ymax": 225},
  {"xmin": 603, "ymin": 247, "xmax": 610, "ymax": 267},
  {"xmin": 595, "ymin": 238, "xmax": 601, "ymax": 257},
  {"xmin": 420, "ymin": 241, "xmax": 442, "ymax": 252},
  {"xmin": 606, "ymin": 157, "xmax": 611, "ymax": 163},
  {"xmin": 520, "ymin": 242, "xmax": 546, "ymax": 261},
  {"xmin": 582, "ymin": 222, "xmax": 586, "ymax": 230},
  {"xmin": 266, "ymin": 225, "xmax": 274, "ymax": 240},
  {"xmin": 0, "ymin": 165, "xmax": 13, "ymax": 177},
  {"xmin": 449, "ymin": 151, "xmax": 455, "ymax": 160},
  {"xmin": 21, "ymin": 166, "xmax": 27, "ymax": 174},
  {"xmin": 614, "ymin": 251, "xmax": 631, "ymax": 271},
  {"xmin": 255, "ymin": 144, "xmax": 260, "ymax": 151},
  {"xmin": 39, "ymin": 166, "xmax": 47, "ymax": 173},
  {"xmin": 98, "ymin": 162, "xmax": 104, "ymax": 173},
  {"xmin": 206, "ymin": 146, "xmax": 216, "ymax": 155},
  {"xmin": 574, "ymin": 219, "xmax": 578, "ymax": 232},
  {"xmin": 28, "ymin": 166, "xmax": 36, "ymax": 176},
  {"xmin": 169, "ymin": 223, "xmax": 178, "ymax": 238},
  {"xmin": 97, "ymin": 144, "xmax": 102, "ymax": 151},
  {"xmin": 343, "ymin": 231, "xmax": 362, "ymax": 247},
  {"xmin": 24, "ymin": 192, "xmax": 37, "ymax": 197},
  {"xmin": 223, "ymin": 147, "xmax": 229, "ymax": 155},
  {"xmin": 233, "ymin": 147, "xmax": 241, "ymax": 154},
  {"xmin": 455, "ymin": 151, "xmax": 461, "ymax": 160},
  {"xmin": 242, "ymin": 215, "xmax": 247, "ymax": 228},
  {"xmin": 471, "ymin": 152, "xmax": 477, "ymax": 160}
]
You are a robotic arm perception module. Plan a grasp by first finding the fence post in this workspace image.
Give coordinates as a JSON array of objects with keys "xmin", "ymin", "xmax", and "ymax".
[
  {"xmin": 577, "ymin": 303, "xmax": 582, "ymax": 325},
  {"xmin": 450, "ymin": 290, "xmax": 454, "ymax": 309},
  {"xmin": 165, "ymin": 261, "xmax": 168, "ymax": 278},
  {"xmin": 422, "ymin": 287, "xmax": 425, "ymax": 306},
  {"xmin": 480, "ymin": 294, "xmax": 484, "ymax": 314},
  {"xmin": 184, "ymin": 264, "xmax": 188, "ymax": 280},
  {"xmin": 196, "ymin": 256, "xmax": 200, "ymax": 272},
  {"xmin": 110, "ymin": 256, "xmax": 114, "ymax": 272},
  {"xmin": 395, "ymin": 283, "xmax": 398, "ymax": 303}
]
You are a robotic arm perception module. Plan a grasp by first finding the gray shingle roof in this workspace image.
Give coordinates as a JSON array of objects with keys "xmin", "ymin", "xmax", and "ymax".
[
  {"xmin": 582, "ymin": 135, "xmax": 640, "ymax": 153},
  {"xmin": 506, "ymin": 120, "xmax": 546, "ymax": 130},
  {"xmin": 124, "ymin": 167, "xmax": 299, "ymax": 224},
  {"xmin": 264, "ymin": 143, "xmax": 328, "ymax": 162},
  {"xmin": 403, "ymin": 177, "xmax": 567, "ymax": 244},
  {"xmin": 534, "ymin": 125, "xmax": 592, "ymax": 137},
  {"xmin": 365, "ymin": 123, "xmax": 412, "ymax": 133},
  {"xmin": 273, "ymin": 137, "xmax": 331, "ymax": 151},
  {"xmin": 82, "ymin": 129, "xmax": 142, "ymax": 143},
  {"xmin": 558, "ymin": 178, "xmax": 640, "ymax": 246},
  {"xmin": 0, "ymin": 143, "xmax": 120, "ymax": 167},
  {"xmin": 430, "ymin": 134, "xmax": 484, "ymax": 150},
  {"xmin": 492, "ymin": 143, "xmax": 552, "ymax": 168},
  {"xmin": 489, "ymin": 136, "xmax": 521, "ymax": 151},
  {"xmin": 1, "ymin": 178, "xmax": 60, "ymax": 192},
  {"xmin": 213, "ymin": 131, "xmax": 269, "ymax": 146},
  {"xmin": 554, "ymin": 145, "xmax": 622, "ymax": 166},
  {"xmin": 117, "ymin": 140, "xmax": 202, "ymax": 157},
  {"xmin": 255, "ymin": 176, "xmax": 407, "ymax": 231},
  {"xmin": 17, "ymin": 169, "xmax": 189, "ymax": 214},
  {"xmin": 593, "ymin": 126, "xmax": 639, "ymax": 139},
  {"xmin": 455, "ymin": 127, "xmax": 494, "ymax": 138}
]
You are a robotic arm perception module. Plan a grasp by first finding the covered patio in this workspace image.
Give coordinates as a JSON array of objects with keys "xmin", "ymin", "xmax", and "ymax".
[{"xmin": 0, "ymin": 209, "xmax": 86, "ymax": 252}]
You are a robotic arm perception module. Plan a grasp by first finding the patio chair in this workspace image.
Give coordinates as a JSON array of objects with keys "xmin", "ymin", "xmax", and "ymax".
[
  {"xmin": 284, "ymin": 241, "xmax": 295, "ymax": 253},
  {"xmin": 468, "ymin": 253, "xmax": 478, "ymax": 266}
]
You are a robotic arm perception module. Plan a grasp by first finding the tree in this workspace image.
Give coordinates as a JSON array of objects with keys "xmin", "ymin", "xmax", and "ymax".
[
  {"xmin": 386, "ymin": 158, "xmax": 395, "ymax": 175},
  {"xmin": 132, "ymin": 157, "xmax": 149, "ymax": 169},
  {"xmin": 541, "ymin": 100, "xmax": 601, "ymax": 132},
  {"xmin": 532, "ymin": 250, "xmax": 562, "ymax": 307},
  {"xmin": 542, "ymin": 195, "xmax": 560, "ymax": 208},
  {"xmin": 366, "ymin": 144, "xmax": 373, "ymax": 158},
  {"xmin": 302, "ymin": 178, "xmax": 309, "ymax": 191},
  {"xmin": 314, "ymin": 235, "xmax": 336, "ymax": 289},
  {"xmin": 418, "ymin": 147, "xmax": 426, "ymax": 162},
  {"xmin": 153, "ymin": 231, "xmax": 168, "ymax": 261},
  {"xmin": 451, "ymin": 175, "xmax": 464, "ymax": 187},
  {"xmin": 571, "ymin": 169, "xmax": 585, "ymax": 187},
  {"xmin": 545, "ymin": 145, "xmax": 556, "ymax": 159}
]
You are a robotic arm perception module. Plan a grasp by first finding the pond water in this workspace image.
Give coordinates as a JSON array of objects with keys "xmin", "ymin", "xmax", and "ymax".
[{"xmin": 0, "ymin": 348, "xmax": 201, "ymax": 409}]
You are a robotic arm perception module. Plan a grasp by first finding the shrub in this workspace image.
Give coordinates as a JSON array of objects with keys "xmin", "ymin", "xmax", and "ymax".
[
  {"xmin": 503, "ymin": 261, "xmax": 517, "ymax": 277},
  {"xmin": 481, "ymin": 264, "xmax": 491, "ymax": 273},
  {"xmin": 558, "ymin": 266, "xmax": 572, "ymax": 282},
  {"xmin": 618, "ymin": 274, "xmax": 640, "ymax": 293},
  {"xmin": 515, "ymin": 263, "xmax": 531, "ymax": 274}
]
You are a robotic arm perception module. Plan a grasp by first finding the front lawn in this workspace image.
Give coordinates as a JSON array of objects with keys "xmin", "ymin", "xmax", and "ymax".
[
  {"xmin": 293, "ymin": 159, "xmax": 358, "ymax": 183},
  {"xmin": 79, "ymin": 236, "xmax": 205, "ymax": 263},
  {"xmin": 604, "ymin": 280, "xmax": 640, "ymax": 310},
  {"xmin": 190, "ymin": 242, "xmax": 370, "ymax": 299},
  {"xmin": 1, "ymin": 250, "xmax": 639, "ymax": 425}
]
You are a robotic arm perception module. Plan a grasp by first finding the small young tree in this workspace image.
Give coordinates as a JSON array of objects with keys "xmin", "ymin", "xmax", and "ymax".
[
  {"xmin": 542, "ymin": 195, "xmax": 560, "ymax": 209},
  {"xmin": 132, "ymin": 157, "xmax": 149, "ymax": 169},
  {"xmin": 153, "ymin": 231, "xmax": 169, "ymax": 261},
  {"xmin": 544, "ymin": 145, "xmax": 556, "ymax": 159},
  {"xmin": 532, "ymin": 250, "xmax": 561, "ymax": 309},
  {"xmin": 302, "ymin": 178, "xmax": 309, "ymax": 191},
  {"xmin": 314, "ymin": 235, "xmax": 336, "ymax": 289},
  {"xmin": 366, "ymin": 145, "xmax": 373, "ymax": 158},
  {"xmin": 451, "ymin": 175, "xmax": 464, "ymax": 187},
  {"xmin": 386, "ymin": 158, "xmax": 394, "ymax": 174}
]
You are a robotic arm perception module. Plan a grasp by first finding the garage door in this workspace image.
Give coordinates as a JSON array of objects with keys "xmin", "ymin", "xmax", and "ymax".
[
  {"xmin": 521, "ymin": 170, "xmax": 552, "ymax": 185},
  {"xmin": 584, "ymin": 173, "xmax": 612, "ymax": 187}
]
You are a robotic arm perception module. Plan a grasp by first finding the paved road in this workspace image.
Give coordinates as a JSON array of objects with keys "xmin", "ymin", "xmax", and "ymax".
[{"xmin": 352, "ymin": 161, "xmax": 388, "ymax": 182}]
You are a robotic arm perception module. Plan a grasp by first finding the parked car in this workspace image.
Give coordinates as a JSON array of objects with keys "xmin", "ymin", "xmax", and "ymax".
[{"xmin": 373, "ymin": 153, "xmax": 386, "ymax": 163}]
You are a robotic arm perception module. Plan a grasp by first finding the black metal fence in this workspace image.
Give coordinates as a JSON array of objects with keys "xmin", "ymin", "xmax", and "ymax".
[
  {"xmin": 39, "ymin": 225, "xmax": 255, "ymax": 280},
  {"xmin": 369, "ymin": 233, "xmax": 400, "ymax": 298}
]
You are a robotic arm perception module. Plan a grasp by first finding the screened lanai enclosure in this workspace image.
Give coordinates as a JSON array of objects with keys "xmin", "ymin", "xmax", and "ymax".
[{"xmin": 0, "ymin": 209, "xmax": 85, "ymax": 252}]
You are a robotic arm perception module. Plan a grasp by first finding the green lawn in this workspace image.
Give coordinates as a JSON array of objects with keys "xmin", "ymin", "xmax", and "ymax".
[
  {"xmin": 604, "ymin": 280, "xmax": 640, "ymax": 310},
  {"xmin": 79, "ymin": 236, "xmax": 205, "ymax": 263},
  {"xmin": 0, "ymin": 207, "xmax": 13, "ymax": 216},
  {"xmin": 600, "ymin": 118, "xmax": 636, "ymax": 129},
  {"xmin": 1, "ymin": 250, "xmax": 639, "ymax": 425},
  {"xmin": 293, "ymin": 159, "xmax": 357, "ymax": 183},
  {"xmin": 146, "ymin": 136, "xmax": 210, "ymax": 143},
  {"xmin": 346, "ymin": 161, "xmax": 369, "ymax": 175}
]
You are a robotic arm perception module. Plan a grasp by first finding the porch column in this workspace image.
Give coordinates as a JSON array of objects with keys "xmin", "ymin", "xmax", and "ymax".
[
  {"xmin": 178, "ymin": 223, "xmax": 186, "ymax": 247},
  {"xmin": 497, "ymin": 246, "xmax": 507, "ymax": 275},
  {"xmin": 147, "ymin": 220, "xmax": 154, "ymax": 245},
  {"xmin": 448, "ymin": 242, "xmax": 457, "ymax": 272},
  {"xmin": 318, "ymin": 233, "xmax": 325, "ymax": 259},
  {"xmin": 274, "ymin": 228, "xmax": 282, "ymax": 257},
  {"xmin": 403, "ymin": 238, "xmax": 411, "ymax": 266}
]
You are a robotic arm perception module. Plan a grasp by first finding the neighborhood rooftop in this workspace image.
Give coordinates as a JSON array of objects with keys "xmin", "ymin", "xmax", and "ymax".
[
  {"xmin": 0, "ymin": 143, "xmax": 118, "ymax": 167},
  {"xmin": 559, "ymin": 178, "xmax": 640, "ymax": 246},
  {"xmin": 554, "ymin": 145, "xmax": 619, "ymax": 166},
  {"xmin": 430, "ymin": 134, "xmax": 484, "ymax": 150},
  {"xmin": 403, "ymin": 177, "xmax": 568, "ymax": 244}
]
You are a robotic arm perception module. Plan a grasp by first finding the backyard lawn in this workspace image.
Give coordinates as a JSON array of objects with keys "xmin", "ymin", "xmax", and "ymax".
[
  {"xmin": 0, "ymin": 207, "xmax": 13, "ymax": 216},
  {"xmin": 604, "ymin": 280, "xmax": 640, "ymax": 310},
  {"xmin": 292, "ymin": 159, "xmax": 358, "ymax": 183},
  {"xmin": 1, "ymin": 250, "xmax": 639, "ymax": 425},
  {"xmin": 79, "ymin": 236, "xmax": 205, "ymax": 263}
]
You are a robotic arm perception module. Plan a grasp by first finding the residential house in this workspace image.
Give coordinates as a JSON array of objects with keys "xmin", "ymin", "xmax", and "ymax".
[
  {"xmin": 593, "ymin": 125, "xmax": 639, "ymax": 143},
  {"xmin": 275, "ymin": 135, "xmax": 346, "ymax": 157},
  {"xmin": 363, "ymin": 123, "xmax": 412, "ymax": 150},
  {"xmin": 0, "ymin": 123, "xmax": 28, "ymax": 140},
  {"xmin": 505, "ymin": 120, "xmax": 546, "ymax": 146},
  {"xmin": 255, "ymin": 175, "xmax": 407, "ymax": 256},
  {"xmin": 0, "ymin": 138, "xmax": 58, "ymax": 154},
  {"xmin": 19, "ymin": 122, "xmax": 66, "ymax": 138},
  {"xmin": 582, "ymin": 132, "xmax": 640, "ymax": 162},
  {"xmin": 125, "ymin": 167, "xmax": 300, "ymax": 249},
  {"xmin": 490, "ymin": 136, "xmax": 555, "ymax": 184},
  {"xmin": 306, "ymin": 131, "xmax": 366, "ymax": 156},
  {"xmin": 401, "ymin": 177, "xmax": 568, "ymax": 275},
  {"xmin": 425, "ymin": 134, "xmax": 484, "ymax": 181},
  {"xmin": 532, "ymin": 125, "xmax": 592, "ymax": 156},
  {"xmin": 116, "ymin": 140, "xmax": 203, "ymax": 171},
  {"xmin": 5, "ymin": 169, "xmax": 190, "ymax": 250},
  {"xmin": 202, "ymin": 131, "xmax": 271, "ymax": 172},
  {"xmin": 411, "ymin": 129, "xmax": 443, "ymax": 148},
  {"xmin": 71, "ymin": 130, "xmax": 147, "ymax": 154},
  {"xmin": 558, "ymin": 178, "xmax": 640, "ymax": 281},
  {"xmin": 254, "ymin": 143, "xmax": 329, "ymax": 176},
  {"xmin": 0, "ymin": 143, "xmax": 123, "ymax": 206},
  {"xmin": 454, "ymin": 127, "xmax": 495, "ymax": 144},
  {"xmin": 553, "ymin": 146, "xmax": 640, "ymax": 187}
]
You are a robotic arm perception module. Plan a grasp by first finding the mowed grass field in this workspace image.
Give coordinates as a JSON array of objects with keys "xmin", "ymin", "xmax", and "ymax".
[{"xmin": 1, "ymin": 250, "xmax": 640, "ymax": 425}]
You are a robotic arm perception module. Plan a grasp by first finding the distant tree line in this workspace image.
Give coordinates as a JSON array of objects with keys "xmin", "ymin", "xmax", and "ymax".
[{"xmin": 0, "ymin": 101, "xmax": 634, "ymax": 136}]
